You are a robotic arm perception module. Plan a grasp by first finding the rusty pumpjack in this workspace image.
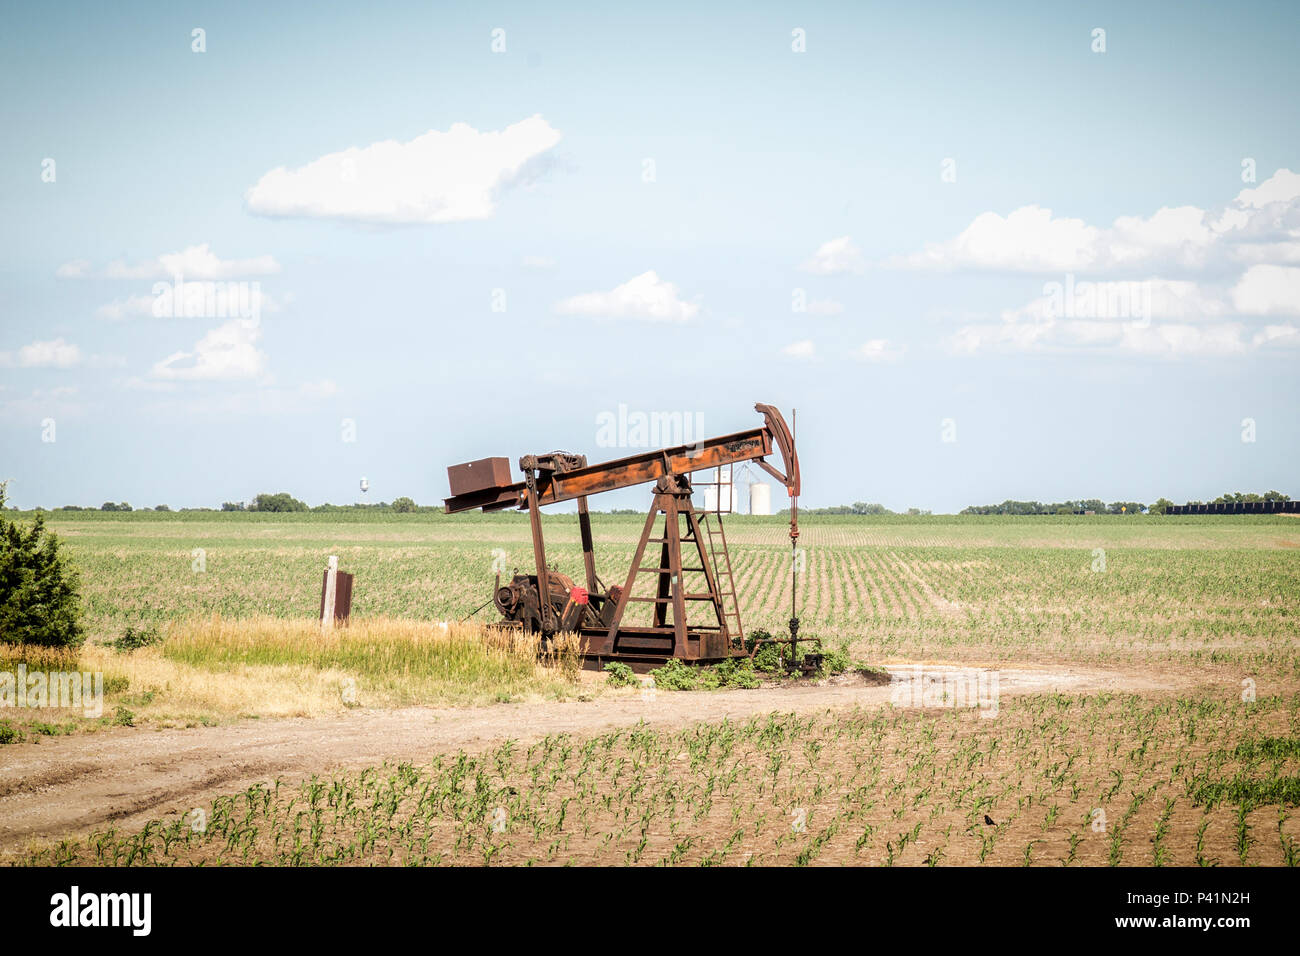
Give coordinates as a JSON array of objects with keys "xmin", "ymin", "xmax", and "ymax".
[{"xmin": 444, "ymin": 403, "xmax": 808, "ymax": 671}]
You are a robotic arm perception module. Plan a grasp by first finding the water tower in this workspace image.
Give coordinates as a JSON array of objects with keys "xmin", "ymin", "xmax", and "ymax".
[{"xmin": 359, "ymin": 476, "xmax": 369, "ymax": 506}]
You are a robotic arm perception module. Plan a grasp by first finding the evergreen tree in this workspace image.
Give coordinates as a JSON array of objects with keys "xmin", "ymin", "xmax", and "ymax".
[{"xmin": 0, "ymin": 483, "xmax": 85, "ymax": 647}]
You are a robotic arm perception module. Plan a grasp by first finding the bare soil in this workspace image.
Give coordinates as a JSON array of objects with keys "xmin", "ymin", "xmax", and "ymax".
[{"xmin": 0, "ymin": 662, "xmax": 1206, "ymax": 855}]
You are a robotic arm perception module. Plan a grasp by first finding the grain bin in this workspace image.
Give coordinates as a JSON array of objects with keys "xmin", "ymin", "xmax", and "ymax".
[
  {"xmin": 749, "ymin": 481, "xmax": 772, "ymax": 515},
  {"xmin": 703, "ymin": 469, "xmax": 733, "ymax": 513}
]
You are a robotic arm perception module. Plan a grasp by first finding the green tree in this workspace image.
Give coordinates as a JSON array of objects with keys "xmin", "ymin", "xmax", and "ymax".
[
  {"xmin": 1149, "ymin": 497, "xmax": 1174, "ymax": 515},
  {"xmin": 249, "ymin": 492, "xmax": 308, "ymax": 513},
  {"xmin": 0, "ymin": 483, "xmax": 85, "ymax": 647},
  {"xmin": 391, "ymin": 496, "xmax": 417, "ymax": 513}
]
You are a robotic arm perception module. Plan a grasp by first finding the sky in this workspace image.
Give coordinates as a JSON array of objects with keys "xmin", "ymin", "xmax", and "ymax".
[{"xmin": 2, "ymin": 0, "xmax": 1298, "ymax": 513}]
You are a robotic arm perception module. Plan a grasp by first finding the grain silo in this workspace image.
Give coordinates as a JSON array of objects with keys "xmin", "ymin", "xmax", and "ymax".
[
  {"xmin": 749, "ymin": 481, "xmax": 772, "ymax": 515},
  {"xmin": 702, "ymin": 466, "xmax": 733, "ymax": 513}
]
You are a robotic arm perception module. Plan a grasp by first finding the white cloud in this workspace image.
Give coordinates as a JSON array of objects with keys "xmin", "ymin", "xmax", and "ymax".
[
  {"xmin": 1234, "ymin": 168, "xmax": 1300, "ymax": 208},
  {"xmin": 1231, "ymin": 265, "xmax": 1300, "ymax": 315},
  {"xmin": 857, "ymin": 339, "xmax": 903, "ymax": 362},
  {"xmin": 945, "ymin": 320, "xmax": 1254, "ymax": 357},
  {"xmin": 60, "ymin": 244, "xmax": 281, "ymax": 280},
  {"xmin": 1252, "ymin": 324, "xmax": 1300, "ymax": 349},
  {"xmin": 891, "ymin": 206, "xmax": 1100, "ymax": 272},
  {"xmin": 95, "ymin": 295, "xmax": 156, "ymax": 320},
  {"xmin": 245, "ymin": 115, "xmax": 562, "ymax": 224},
  {"xmin": 890, "ymin": 168, "xmax": 1300, "ymax": 274},
  {"xmin": 151, "ymin": 320, "xmax": 266, "ymax": 381},
  {"xmin": 55, "ymin": 259, "xmax": 90, "ymax": 278},
  {"xmin": 782, "ymin": 340, "xmax": 816, "ymax": 358},
  {"xmin": 0, "ymin": 338, "xmax": 83, "ymax": 368},
  {"xmin": 554, "ymin": 271, "xmax": 699, "ymax": 322},
  {"xmin": 800, "ymin": 236, "xmax": 866, "ymax": 275}
]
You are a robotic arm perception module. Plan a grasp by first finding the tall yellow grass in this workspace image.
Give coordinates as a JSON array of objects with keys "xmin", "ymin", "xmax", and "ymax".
[{"xmin": 4, "ymin": 616, "xmax": 587, "ymax": 730}]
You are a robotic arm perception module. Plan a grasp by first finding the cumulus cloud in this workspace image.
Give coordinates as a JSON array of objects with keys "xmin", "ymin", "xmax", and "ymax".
[
  {"xmin": 55, "ymin": 259, "xmax": 90, "ymax": 278},
  {"xmin": 0, "ymin": 338, "xmax": 83, "ymax": 368},
  {"xmin": 857, "ymin": 339, "xmax": 904, "ymax": 362},
  {"xmin": 945, "ymin": 320, "xmax": 1258, "ymax": 357},
  {"xmin": 151, "ymin": 320, "xmax": 266, "ymax": 381},
  {"xmin": 889, "ymin": 168, "xmax": 1300, "ymax": 274},
  {"xmin": 1231, "ymin": 264, "xmax": 1300, "ymax": 315},
  {"xmin": 244, "ymin": 115, "xmax": 562, "ymax": 224},
  {"xmin": 782, "ymin": 340, "xmax": 815, "ymax": 358},
  {"xmin": 799, "ymin": 236, "xmax": 866, "ymax": 275},
  {"xmin": 894, "ymin": 207, "xmax": 1101, "ymax": 273},
  {"xmin": 59, "ymin": 244, "xmax": 281, "ymax": 280},
  {"xmin": 1252, "ymin": 324, "xmax": 1300, "ymax": 348},
  {"xmin": 554, "ymin": 271, "xmax": 699, "ymax": 322}
]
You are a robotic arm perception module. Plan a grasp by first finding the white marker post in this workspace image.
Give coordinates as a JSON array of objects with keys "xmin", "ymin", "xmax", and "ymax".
[{"xmin": 322, "ymin": 554, "xmax": 339, "ymax": 631}]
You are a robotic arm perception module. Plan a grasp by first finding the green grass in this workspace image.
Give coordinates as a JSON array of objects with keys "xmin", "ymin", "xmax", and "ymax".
[{"xmin": 25, "ymin": 510, "xmax": 1300, "ymax": 676}]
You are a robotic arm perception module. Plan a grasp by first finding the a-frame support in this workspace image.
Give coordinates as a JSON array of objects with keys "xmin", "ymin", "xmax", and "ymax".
[{"xmin": 604, "ymin": 474, "xmax": 731, "ymax": 660}]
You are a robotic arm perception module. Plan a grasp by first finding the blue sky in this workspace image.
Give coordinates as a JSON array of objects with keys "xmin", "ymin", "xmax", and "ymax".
[{"xmin": 2, "ymin": 0, "xmax": 1298, "ymax": 512}]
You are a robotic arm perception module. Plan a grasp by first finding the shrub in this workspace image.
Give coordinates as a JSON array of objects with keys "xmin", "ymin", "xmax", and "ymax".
[
  {"xmin": 751, "ymin": 641, "xmax": 784, "ymax": 674},
  {"xmin": 0, "ymin": 484, "xmax": 85, "ymax": 648},
  {"xmin": 392, "ymin": 496, "xmax": 418, "ymax": 514},
  {"xmin": 646, "ymin": 657, "xmax": 761, "ymax": 691},
  {"xmin": 819, "ymin": 640, "xmax": 852, "ymax": 676},
  {"xmin": 603, "ymin": 661, "xmax": 639, "ymax": 687},
  {"xmin": 714, "ymin": 657, "xmax": 761, "ymax": 689},
  {"xmin": 112, "ymin": 624, "xmax": 163, "ymax": 652},
  {"xmin": 649, "ymin": 658, "xmax": 698, "ymax": 691}
]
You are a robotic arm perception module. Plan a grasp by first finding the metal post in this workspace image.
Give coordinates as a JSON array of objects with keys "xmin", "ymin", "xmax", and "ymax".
[{"xmin": 321, "ymin": 555, "xmax": 338, "ymax": 631}]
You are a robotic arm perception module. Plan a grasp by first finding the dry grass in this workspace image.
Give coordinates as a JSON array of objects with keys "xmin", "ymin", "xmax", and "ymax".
[{"xmin": 1, "ymin": 617, "xmax": 588, "ymax": 735}]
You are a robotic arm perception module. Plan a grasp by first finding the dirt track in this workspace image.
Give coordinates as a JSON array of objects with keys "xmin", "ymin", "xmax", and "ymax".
[{"xmin": 0, "ymin": 663, "xmax": 1195, "ymax": 855}]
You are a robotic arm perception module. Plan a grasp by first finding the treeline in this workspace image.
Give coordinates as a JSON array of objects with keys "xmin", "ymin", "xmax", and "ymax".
[
  {"xmin": 40, "ymin": 492, "xmax": 441, "ymax": 514},
  {"xmin": 961, "ymin": 490, "xmax": 1289, "ymax": 515},
  {"xmin": 799, "ymin": 502, "xmax": 931, "ymax": 516}
]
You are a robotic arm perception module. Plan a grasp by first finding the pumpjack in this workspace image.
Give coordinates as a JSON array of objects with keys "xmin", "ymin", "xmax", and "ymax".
[{"xmin": 444, "ymin": 403, "xmax": 802, "ymax": 670}]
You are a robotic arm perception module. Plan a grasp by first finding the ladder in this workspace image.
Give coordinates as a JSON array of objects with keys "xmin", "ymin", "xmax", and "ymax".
[{"xmin": 699, "ymin": 510, "xmax": 743, "ymax": 645}]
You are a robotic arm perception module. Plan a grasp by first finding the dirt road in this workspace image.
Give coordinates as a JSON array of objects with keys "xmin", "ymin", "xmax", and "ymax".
[{"xmin": 0, "ymin": 663, "xmax": 1193, "ymax": 855}]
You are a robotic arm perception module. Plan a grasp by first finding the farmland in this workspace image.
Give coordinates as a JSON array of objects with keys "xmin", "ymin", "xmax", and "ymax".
[
  {"xmin": 20, "ymin": 693, "xmax": 1300, "ymax": 867},
  {"xmin": 39, "ymin": 509, "xmax": 1300, "ymax": 674},
  {"xmin": 3, "ymin": 510, "xmax": 1300, "ymax": 865}
]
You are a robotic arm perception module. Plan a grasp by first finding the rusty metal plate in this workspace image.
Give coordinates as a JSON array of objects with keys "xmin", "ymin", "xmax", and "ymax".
[{"xmin": 447, "ymin": 457, "xmax": 513, "ymax": 497}]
